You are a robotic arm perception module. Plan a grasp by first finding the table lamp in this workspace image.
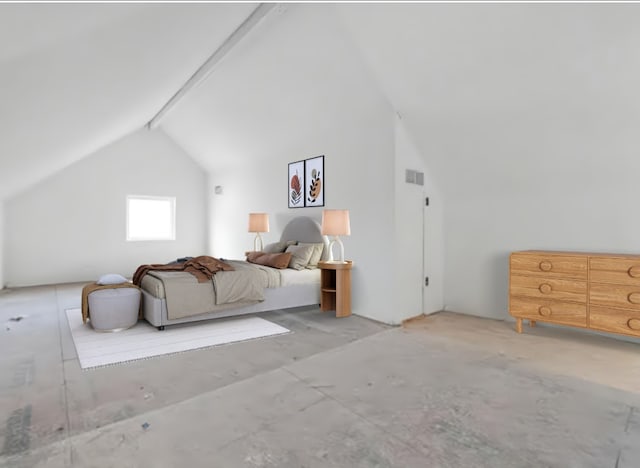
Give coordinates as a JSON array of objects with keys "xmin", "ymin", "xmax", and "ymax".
[
  {"xmin": 321, "ymin": 209, "xmax": 351, "ymax": 262},
  {"xmin": 248, "ymin": 213, "xmax": 269, "ymax": 251}
]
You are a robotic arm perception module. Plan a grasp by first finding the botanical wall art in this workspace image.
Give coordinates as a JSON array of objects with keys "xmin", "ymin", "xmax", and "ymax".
[
  {"xmin": 287, "ymin": 155, "xmax": 325, "ymax": 208},
  {"xmin": 288, "ymin": 160, "xmax": 305, "ymax": 208},
  {"xmin": 304, "ymin": 155, "xmax": 324, "ymax": 207}
]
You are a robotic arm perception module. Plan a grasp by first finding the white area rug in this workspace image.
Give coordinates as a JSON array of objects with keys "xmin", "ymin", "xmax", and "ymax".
[{"xmin": 65, "ymin": 309, "xmax": 290, "ymax": 370}]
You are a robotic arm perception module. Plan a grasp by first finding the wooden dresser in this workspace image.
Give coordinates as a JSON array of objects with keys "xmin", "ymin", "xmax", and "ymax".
[{"xmin": 509, "ymin": 250, "xmax": 640, "ymax": 338}]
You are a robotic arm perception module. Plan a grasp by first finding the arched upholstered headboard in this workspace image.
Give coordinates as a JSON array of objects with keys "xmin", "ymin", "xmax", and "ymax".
[{"xmin": 280, "ymin": 217, "xmax": 330, "ymax": 261}]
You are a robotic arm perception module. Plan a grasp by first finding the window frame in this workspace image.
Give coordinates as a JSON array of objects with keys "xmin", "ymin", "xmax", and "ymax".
[{"xmin": 126, "ymin": 195, "xmax": 176, "ymax": 242}]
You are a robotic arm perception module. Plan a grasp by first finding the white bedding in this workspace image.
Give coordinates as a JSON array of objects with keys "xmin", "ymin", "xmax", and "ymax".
[{"xmin": 279, "ymin": 268, "xmax": 321, "ymax": 286}]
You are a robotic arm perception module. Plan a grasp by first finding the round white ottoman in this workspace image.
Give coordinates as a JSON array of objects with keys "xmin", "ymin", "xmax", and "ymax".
[{"xmin": 88, "ymin": 288, "xmax": 141, "ymax": 332}]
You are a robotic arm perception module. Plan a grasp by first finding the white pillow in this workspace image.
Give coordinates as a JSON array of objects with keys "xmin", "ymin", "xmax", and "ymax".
[
  {"xmin": 97, "ymin": 273, "xmax": 128, "ymax": 285},
  {"xmin": 298, "ymin": 242, "xmax": 324, "ymax": 269},
  {"xmin": 285, "ymin": 244, "xmax": 315, "ymax": 270}
]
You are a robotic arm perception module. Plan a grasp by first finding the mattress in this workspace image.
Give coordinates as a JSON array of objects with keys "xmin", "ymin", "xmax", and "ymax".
[
  {"xmin": 140, "ymin": 263, "xmax": 320, "ymax": 300},
  {"xmin": 279, "ymin": 268, "xmax": 320, "ymax": 286}
]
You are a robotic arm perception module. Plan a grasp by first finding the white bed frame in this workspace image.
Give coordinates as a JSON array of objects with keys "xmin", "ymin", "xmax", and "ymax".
[{"xmin": 142, "ymin": 217, "xmax": 330, "ymax": 330}]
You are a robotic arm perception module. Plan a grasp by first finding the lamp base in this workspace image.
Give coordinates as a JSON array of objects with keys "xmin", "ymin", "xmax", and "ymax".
[
  {"xmin": 253, "ymin": 233, "xmax": 264, "ymax": 252},
  {"xmin": 327, "ymin": 237, "xmax": 345, "ymax": 262}
]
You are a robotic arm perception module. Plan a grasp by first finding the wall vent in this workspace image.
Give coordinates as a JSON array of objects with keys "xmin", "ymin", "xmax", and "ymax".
[{"xmin": 405, "ymin": 169, "xmax": 424, "ymax": 186}]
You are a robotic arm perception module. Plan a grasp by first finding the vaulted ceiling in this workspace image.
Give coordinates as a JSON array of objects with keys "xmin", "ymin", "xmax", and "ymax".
[
  {"xmin": 336, "ymin": 4, "xmax": 640, "ymax": 195},
  {"xmin": 0, "ymin": 3, "xmax": 256, "ymax": 199},
  {"xmin": 2, "ymin": 3, "xmax": 640, "ymax": 200}
]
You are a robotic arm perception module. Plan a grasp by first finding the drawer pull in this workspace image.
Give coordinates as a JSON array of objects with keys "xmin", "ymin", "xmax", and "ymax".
[
  {"xmin": 539, "ymin": 283, "xmax": 552, "ymax": 294},
  {"xmin": 627, "ymin": 318, "xmax": 640, "ymax": 330},
  {"xmin": 538, "ymin": 306, "xmax": 552, "ymax": 317},
  {"xmin": 539, "ymin": 261, "xmax": 552, "ymax": 271},
  {"xmin": 628, "ymin": 266, "xmax": 640, "ymax": 278},
  {"xmin": 627, "ymin": 293, "xmax": 640, "ymax": 304}
]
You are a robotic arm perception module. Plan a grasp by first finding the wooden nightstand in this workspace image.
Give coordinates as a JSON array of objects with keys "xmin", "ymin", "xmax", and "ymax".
[{"xmin": 318, "ymin": 261, "xmax": 353, "ymax": 318}]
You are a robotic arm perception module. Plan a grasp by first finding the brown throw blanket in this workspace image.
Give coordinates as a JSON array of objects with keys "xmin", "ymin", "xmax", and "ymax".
[
  {"xmin": 81, "ymin": 282, "xmax": 142, "ymax": 324},
  {"xmin": 132, "ymin": 255, "xmax": 234, "ymax": 287}
]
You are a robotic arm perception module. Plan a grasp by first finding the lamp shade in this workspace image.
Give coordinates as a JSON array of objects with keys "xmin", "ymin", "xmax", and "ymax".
[
  {"xmin": 321, "ymin": 210, "xmax": 351, "ymax": 236},
  {"xmin": 248, "ymin": 213, "xmax": 269, "ymax": 233}
]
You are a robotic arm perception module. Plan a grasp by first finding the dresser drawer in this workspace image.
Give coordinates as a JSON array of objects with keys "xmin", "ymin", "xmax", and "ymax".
[
  {"xmin": 590, "ymin": 283, "xmax": 640, "ymax": 311},
  {"xmin": 510, "ymin": 253, "xmax": 587, "ymax": 279},
  {"xmin": 590, "ymin": 257, "xmax": 640, "ymax": 286},
  {"xmin": 510, "ymin": 275, "xmax": 587, "ymax": 303},
  {"xmin": 510, "ymin": 297, "xmax": 586, "ymax": 327},
  {"xmin": 590, "ymin": 306, "xmax": 640, "ymax": 337}
]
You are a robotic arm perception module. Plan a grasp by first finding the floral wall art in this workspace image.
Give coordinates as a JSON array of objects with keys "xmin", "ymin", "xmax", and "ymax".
[
  {"xmin": 288, "ymin": 160, "xmax": 305, "ymax": 208},
  {"xmin": 288, "ymin": 156, "xmax": 325, "ymax": 208},
  {"xmin": 304, "ymin": 155, "xmax": 324, "ymax": 207}
]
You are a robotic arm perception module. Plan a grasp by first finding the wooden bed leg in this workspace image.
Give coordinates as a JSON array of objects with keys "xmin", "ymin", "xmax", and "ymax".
[
  {"xmin": 530, "ymin": 320, "xmax": 536, "ymax": 328},
  {"xmin": 516, "ymin": 318, "xmax": 523, "ymax": 334},
  {"xmin": 158, "ymin": 326, "xmax": 165, "ymax": 331}
]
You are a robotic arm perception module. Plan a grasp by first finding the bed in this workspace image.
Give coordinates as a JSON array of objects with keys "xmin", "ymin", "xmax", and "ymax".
[{"xmin": 140, "ymin": 216, "xmax": 330, "ymax": 329}]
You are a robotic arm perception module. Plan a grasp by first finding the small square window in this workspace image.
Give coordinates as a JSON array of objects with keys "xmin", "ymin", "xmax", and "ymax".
[{"xmin": 126, "ymin": 196, "xmax": 176, "ymax": 241}]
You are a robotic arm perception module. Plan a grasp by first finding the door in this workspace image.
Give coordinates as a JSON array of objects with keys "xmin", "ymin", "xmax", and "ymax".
[{"xmin": 423, "ymin": 193, "xmax": 443, "ymax": 314}]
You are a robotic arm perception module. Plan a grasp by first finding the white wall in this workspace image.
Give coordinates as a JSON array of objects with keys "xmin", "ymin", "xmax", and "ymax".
[
  {"xmin": 338, "ymin": 4, "xmax": 640, "ymax": 321},
  {"xmin": 394, "ymin": 118, "xmax": 444, "ymax": 319},
  {"xmin": 445, "ymin": 173, "xmax": 640, "ymax": 320},
  {"xmin": 5, "ymin": 128, "xmax": 207, "ymax": 287},
  {"xmin": 163, "ymin": 5, "xmax": 400, "ymax": 323},
  {"xmin": 206, "ymin": 116, "xmax": 396, "ymax": 323},
  {"xmin": 0, "ymin": 201, "xmax": 4, "ymax": 289},
  {"xmin": 440, "ymin": 42, "xmax": 640, "ymax": 319}
]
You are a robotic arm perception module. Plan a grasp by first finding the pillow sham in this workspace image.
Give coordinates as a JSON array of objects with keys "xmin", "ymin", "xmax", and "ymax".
[
  {"xmin": 263, "ymin": 240, "xmax": 297, "ymax": 254},
  {"xmin": 96, "ymin": 273, "xmax": 128, "ymax": 285},
  {"xmin": 298, "ymin": 242, "xmax": 324, "ymax": 269},
  {"xmin": 246, "ymin": 251, "xmax": 292, "ymax": 269},
  {"xmin": 246, "ymin": 251, "xmax": 262, "ymax": 262},
  {"xmin": 285, "ymin": 244, "xmax": 315, "ymax": 270}
]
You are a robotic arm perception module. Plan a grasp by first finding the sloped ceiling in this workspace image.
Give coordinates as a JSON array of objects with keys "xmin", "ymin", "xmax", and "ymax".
[
  {"xmin": 336, "ymin": 4, "xmax": 640, "ymax": 195},
  {"xmin": 156, "ymin": 2, "xmax": 640, "ymax": 192},
  {"xmin": 4, "ymin": 4, "xmax": 640, "ymax": 201},
  {"xmin": 159, "ymin": 4, "xmax": 387, "ymax": 174},
  {"xmin": 0, "ymin": 3, "xmax": 256, "ymax": 199}
]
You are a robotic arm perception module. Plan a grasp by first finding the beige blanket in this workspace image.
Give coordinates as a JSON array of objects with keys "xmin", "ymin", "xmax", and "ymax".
[
  {"xmin": 213, "ymin": 261, "xmax": 280, "ymax": 305},
  {"xmin": 148, "ymin": 261, "xmax": 281, "ymax": 320},
  {"xmin": 148, "ymin": 271, "xmax": 216, "ymax": 320}
]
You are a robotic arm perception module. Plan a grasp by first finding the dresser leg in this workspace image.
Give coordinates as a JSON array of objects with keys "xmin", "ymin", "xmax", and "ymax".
[
  {"xmin": 530, "ymin": 320, "xmax": 536, "ymax": 328},
  {"xmin": 516, "ymin": 318, "xmax": 523, "ymax": 334}
]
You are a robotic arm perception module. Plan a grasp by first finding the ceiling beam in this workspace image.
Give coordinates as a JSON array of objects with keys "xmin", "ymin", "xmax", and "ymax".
[{"xmin": 146, "ymin": 3, "xmax": 276, "ymax": 130}]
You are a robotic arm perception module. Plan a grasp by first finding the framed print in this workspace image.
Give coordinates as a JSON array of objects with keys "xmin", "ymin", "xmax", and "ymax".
[
  {"xmin": 288, "ymin": 160, "xmax": 305, "ymax": 208},
  {"xmin": 305, "ymin": 155, "xmax": 324, "ymax": 207}
]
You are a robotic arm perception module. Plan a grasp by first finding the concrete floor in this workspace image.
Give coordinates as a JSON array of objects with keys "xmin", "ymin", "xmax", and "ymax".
[{"xmin": 1, "ymin": 284, "xmax": 639, "ymax": 467}]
